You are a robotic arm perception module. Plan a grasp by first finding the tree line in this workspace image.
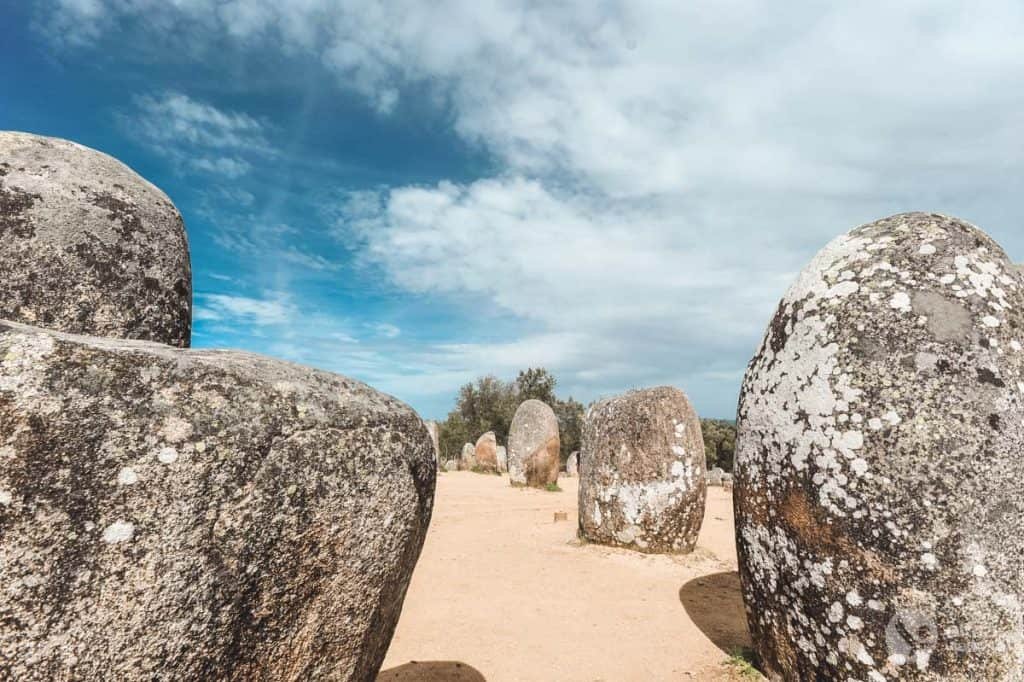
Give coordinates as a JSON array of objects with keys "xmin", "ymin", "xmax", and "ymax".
[{"xmin": 436, "ymin": 368, "xmax": 736, "ymax": 471}]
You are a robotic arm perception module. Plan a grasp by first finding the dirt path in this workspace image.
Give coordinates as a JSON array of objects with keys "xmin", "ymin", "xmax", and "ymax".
[{"xmin": 378, "ymin": 472, "xmax": 753, "ymax": 682}]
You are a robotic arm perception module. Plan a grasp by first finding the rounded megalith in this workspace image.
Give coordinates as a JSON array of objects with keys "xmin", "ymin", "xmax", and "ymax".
[
  {"xmin": 507, "ymin": 399, "xmax": 560, "ymax": 488},
  {"xmin": 735, "ymin": 213, "xmax": 1024, "ymax": 680},
  {"xmin": 444, "ymin": 459, "xmax": 459, "ymax": 472},
  {"xmin": 578, "ymin": 387, "xmax": 706, "ymax": 554},
  {"xmin": 0, "ymin": 320, "xmax": 434, "ymax": 680},
  {"xmin": 566, "ymin": 451, "xmax": 579, "ymax": 477},
  {"xmin": 0, "ymin": 131, "xmax": 191, "ymax": 347},
  {"xmin": 496, "ymin": 445, "xmax": 508, "ymax": 474},
  {"xmin": 707, "ymin": 467, "xmax": 725, "ymax": 486},
  {"xmin": 460, "ymin": 442, "xmax": 476, "ymax": 470},
  {"xmin": 474, "ymin": 431, "xmax": 498, "ymax": 472}
]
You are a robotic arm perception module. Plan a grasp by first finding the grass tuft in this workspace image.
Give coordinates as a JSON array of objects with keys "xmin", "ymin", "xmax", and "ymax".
[
  {"xmin": 724, "ymin": 647, "xmax": 762, "ymax": 679},
  {"xmin": 544, "ymin": 482, "xmax": 562, "ymax": 492}
]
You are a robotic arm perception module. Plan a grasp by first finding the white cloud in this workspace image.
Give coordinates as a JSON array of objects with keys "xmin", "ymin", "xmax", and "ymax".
[
  {"xmin": 119, "ymin": 91, "xmax": 273, "ymax": 177},
  {"xmin": 194, "ymin": 292, "xmax": 296, "ymax": 326},
  {"xmin": 42, "ymin": 0, "xmax": 1024, "ymax": 416}
]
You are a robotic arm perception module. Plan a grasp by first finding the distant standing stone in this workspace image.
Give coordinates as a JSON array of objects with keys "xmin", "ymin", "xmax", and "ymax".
[
  {"xmin": 507, "ymin": 399, "xmax": 560, "ymax": 488},
  {"xmin": 461, "ymin": 442, "xmax": 476, "ymax": 470},
  {"xmin": 566, "ymin": 451, "xmax": 579, "ymax": 477},
  {"xmin": 444, "ymin": 459, "xmax": 459, "ymax": 473},
  {"xmin": 474, "ymin": 431, "xmax": 498, "ymax": 472},
  {"xmin": 0, "ymin": 131, "xmax": 191, "ymax": 346},
  {"xmin": 496, "ymin": 445, "xmax": 508, "ymax": 474},
  {"xmin": 578, "ymin": 387, "xmax": 706, "ymax": 554},
  {"xmin": 0, "ymin": 320, "xmax": 435, "ymax": 680},
  {"xmin": 707, "ymin": 467, "xmax": 725, "ymax": 486},
  {"xmin": 424, "ymin": 420, "xmax": 440, "ymax": 462},
  {"xmin": 735, "ymin": 213, "xmax": 1024, "ymax": 680}
]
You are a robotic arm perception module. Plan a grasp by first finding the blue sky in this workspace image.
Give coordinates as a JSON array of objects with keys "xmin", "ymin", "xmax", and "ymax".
[{"xmin": 3, "ymin": 2, "xmax": 1023, "ymax": 420}]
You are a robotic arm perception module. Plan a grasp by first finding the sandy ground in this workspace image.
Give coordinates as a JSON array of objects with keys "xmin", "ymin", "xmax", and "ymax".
[{"xmin": 378, "ymin": 472, "xmax": 753, "ymax": 682}]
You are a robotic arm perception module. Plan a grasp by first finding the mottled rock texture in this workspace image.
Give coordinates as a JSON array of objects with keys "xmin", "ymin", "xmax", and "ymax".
[
  {"xmin": 566, "ymin": 452, "xmax": 578, "ymax": 477},
  {"xmin": 0, "ymin": 131, "xmax": 191, "ymax": 347},
  {"xmin": 735, "ymin": 213, "xmax": 1024, "ymax": 681},
  {"xmin": 460, "ymin": 443, "xmax": 476, "ymax": 470},
  {"xmin": 473, "ymin": 431, "xmax": 498, "ymax": 472},
  {"xmin": 507, "ymin": 399, "xmax": 560, "ymax": 488},
  {"xmin": 578, "ymin": 387, "xmax": 706, "ymax": 554},
  {"xmin": 0, "ymin": 320, "xmax": 435, "ymax": 681},
  {"xmin": 496, "ymin": 446, "xmax": 508, "ymax": 474}
]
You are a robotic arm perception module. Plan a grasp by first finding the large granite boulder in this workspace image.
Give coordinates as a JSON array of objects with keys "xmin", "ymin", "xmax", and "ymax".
[
  {"xmin": 578, "ymin": 387, "xmax": 706, "ymax": 554},
  {"xmin": 460, "ymin": 442, "xmax": 476, "ymax": 470},
  {"xmin": 496, "ymin": 445, "xmax": 508, "ymax": 474},
  {"xmin": 0, "ymin": 320, "xmax": 435, "ymax": 680},
  {"xmin": 507, "ymin": 399, "xmax": 560, "ymax": 488},
  {"xmin": 735, "ymin": 213, "xmax": 1024, "ymax": 680},
  {"xmin": 566, "ymin": 451, "xmax": 579, "ymax": 477},
  {"xmin": 473, "ymin": 431, "xmax": 498, "ymax": 472},
  {"xmin": 0, "ymin": 131, "xmax": 191, "ymax": 347}
]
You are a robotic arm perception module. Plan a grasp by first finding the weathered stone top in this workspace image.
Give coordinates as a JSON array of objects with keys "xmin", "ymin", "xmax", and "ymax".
[
  {"xmin": 0, "ymin": 131, "xmax": 192, "ymax": 346},
  {"xmin": 509, "ymin": 399, "xmax": 558, "ymax": 455}
]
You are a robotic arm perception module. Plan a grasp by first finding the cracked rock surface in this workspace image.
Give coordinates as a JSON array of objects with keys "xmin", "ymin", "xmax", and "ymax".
[
  {"xmin": 735, "ymin": 213, "xmax": 1024, "ymax": 681},
  {"xmin": 578, "ymin": 387, "xmax": 706, "ymax": 554},
  {"xmin": 0, "ymin": 320, "xmax": 435, "ymax": 681},
  {"xmin": 0, "ymin": 131, "xmax": 191, "ymax": 347}
]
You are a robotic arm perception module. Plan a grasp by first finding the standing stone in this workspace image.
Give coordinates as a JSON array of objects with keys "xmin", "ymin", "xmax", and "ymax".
[
  {"xmin": 496, "ymin": 446, "xmax": 508, "ymax": 474},
  {"xmin": 707, "ymin": 467, "xmax": 725, "ymax": 486},
  {"xmin": 444, "ymin": 459, "xmax": 459, "ymax": 473},
  {"xmin": 507, "ymin": 399, "xmax": 560, "ymax": 488},
  {"xmin": 474, "ymin": 431, "xmax": 498, "ymax": 472},
  {"xmin": 460, "ymin": 442, "xmax": 476, "ymax": 470},
  {"xmin": 0, "ymin": 131, "xmax": 191, "ymax": 347},
  {"xmin": 0, "ymin": 320, "xmax": 435, "ymax": 680},
  {"xmin": 735, "ymin": 213, "xmax": 1024, "ymax": 680},
  {"xmin": 566, "ymin": 451, "xmax": 579, "ymax": 477},
  {"xmin": 578, "ymin": 387, "xmax": 706, "ymax": 554},
  {"xmin": 424, "ymin": 420, "xmax": 440, "ymax": 462}
]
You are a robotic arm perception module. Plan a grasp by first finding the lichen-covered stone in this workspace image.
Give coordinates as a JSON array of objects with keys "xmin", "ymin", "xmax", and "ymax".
[
  {"xmin": 0, "ymin": 320, "xmax": 435, "ymax": 680},
  {"xmin": 460, "ymin": 442, "xmax": 476, "ymax": 470},
  {"xmin": 507, "ymin": 399, "xmax": 560, "ymax": 488},
  {"xmin": 0, "ymin": 131, "xmax": 192, "ymax": 347},
  {"xmin": 578, "ymin": 387, "xmax": 706, "ymax": 554},
  {"xmin": 566, "ymin": 451, "xmax": 578, "ymax": 477},
  {"xmin": 496, "ymin": 445, "xmax": 508, "ymax": 474},
  {"xmin": 735, "ymin": 213, "xmax": 1024, "ymax": 681},
  {"xmin": 473, "ymin": 431, "xmax": 498, "ymax": 472}
]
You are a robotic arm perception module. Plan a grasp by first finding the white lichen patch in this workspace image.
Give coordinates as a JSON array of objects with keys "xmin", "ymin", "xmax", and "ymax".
[
  {"xmin": 101, "ymin": 520, "xmax": 135, "ymax": 544},
  {"xmin": 117, "ymin": 467, "xmax": 139, "ymax": 485},
  {"xmin": 156, "ymin": 447, "xmax": 179, "ymax": 465}
]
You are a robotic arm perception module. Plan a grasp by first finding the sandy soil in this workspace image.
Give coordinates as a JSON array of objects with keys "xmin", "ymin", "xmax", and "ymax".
[{"xmin": 378, "ymin": 472, "xmax": 753, "ymax": 682}]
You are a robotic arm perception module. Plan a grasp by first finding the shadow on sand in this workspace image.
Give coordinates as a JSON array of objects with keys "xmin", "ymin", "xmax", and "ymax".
[
  {"xmin": 377, "ymin": 661, "xmax": 487, "ymax": 681},
  {"xmin": 678, "ymin": 570, "xmax": 753, "ymax": 654}
]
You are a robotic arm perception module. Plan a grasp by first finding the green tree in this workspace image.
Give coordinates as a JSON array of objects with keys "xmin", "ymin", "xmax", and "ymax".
[
  {"xmin": 553, "ymin": 396, "xmax": 584, "ymax": 463},
  {"xmin": 436, "ymin": 367, "xmax": 585, "ymax": 466},
  {"xmin": 514, "ymin": 368, "xmax": 556, "ymax": 404},
  {"xmin": 701, "ymin": 419, "xmax": 737, "ymax": 472}
]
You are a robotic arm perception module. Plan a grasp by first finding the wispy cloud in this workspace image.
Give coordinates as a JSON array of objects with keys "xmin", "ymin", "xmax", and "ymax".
[{"xmin": 119, "ymin": 91, "xmax": 274, "ymax": 177}]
